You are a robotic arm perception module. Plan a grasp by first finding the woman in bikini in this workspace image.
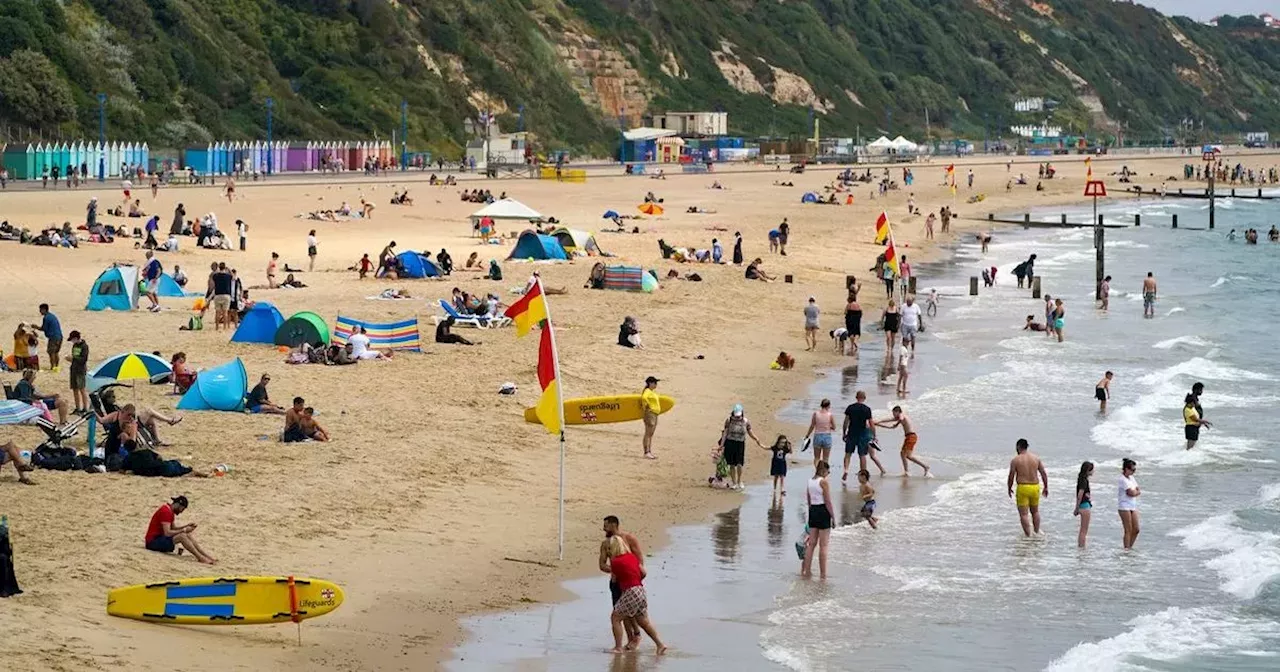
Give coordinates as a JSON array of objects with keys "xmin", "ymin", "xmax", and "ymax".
[{"xmin": 882, "ymin": 299, "xmax": 900, "ymax": 349}]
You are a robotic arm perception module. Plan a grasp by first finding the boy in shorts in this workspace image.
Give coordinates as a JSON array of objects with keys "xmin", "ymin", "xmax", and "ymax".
[{"xmin": 857, "ymin": 470, "xmax": 878, "ymax": 529}]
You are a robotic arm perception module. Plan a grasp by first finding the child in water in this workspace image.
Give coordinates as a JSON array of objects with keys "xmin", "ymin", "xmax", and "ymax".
[
  {"xmin": 857, "ymin": 470, "xmax": 879, "ymax": 529},
  {"xmin": 767, "ymin": 435, "xmax": 792, "ymax": 495}
]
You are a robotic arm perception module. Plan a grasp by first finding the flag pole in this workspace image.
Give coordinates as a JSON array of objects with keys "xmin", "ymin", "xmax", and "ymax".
[{"xmin": 536, "ymin": 278, "xmax": 568, "ymax": 560}]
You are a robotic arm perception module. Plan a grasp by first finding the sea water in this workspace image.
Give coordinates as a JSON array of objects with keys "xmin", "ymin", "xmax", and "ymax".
[
  {"xmin": 760, "ymin": 197, "xmax": 1280, "ymax": 672},
  {"xmin": 451, "ymin": 196, "xmax": 1280, "ymax": 671}
]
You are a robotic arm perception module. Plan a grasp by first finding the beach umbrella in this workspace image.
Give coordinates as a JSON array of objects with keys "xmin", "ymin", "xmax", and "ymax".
[
  {"xmin": 0, "ymin": 400, "xmax": 42, "ymax": 425},
  {"xmin": 602, "ymin": 209, "xmax": 620, "ymax": 219},
  {"xmin": 89, "ymin": 352, "xmax": 172, "ymax": 382},
  {"xmin": 637, "ymin": 203, "xmax": 663, "ymax": 216}
]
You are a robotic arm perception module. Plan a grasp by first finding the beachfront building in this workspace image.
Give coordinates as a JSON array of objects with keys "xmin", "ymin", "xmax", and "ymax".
[
  {"xmin": 1010, "ymin": 124, "xmax": 1063, "ymax": 139},
  {"xmin": 644, "ymin": 111, "xmax": 728, "ymax": 137}
]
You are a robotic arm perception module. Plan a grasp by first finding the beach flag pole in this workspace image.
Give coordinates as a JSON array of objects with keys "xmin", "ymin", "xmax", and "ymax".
[{"xmin": 534, "ymin": 278, "xmax": 568, "ymax": 560}]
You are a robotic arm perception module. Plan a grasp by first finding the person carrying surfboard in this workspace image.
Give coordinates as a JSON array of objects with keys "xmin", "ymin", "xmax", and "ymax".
[
  {"xmin": 641, "ymin": 377, "xmax": 661, "ymax": 459},
  {"xmin": 145, "ymin": 496, "xmax": 217, "ymax": 564}
]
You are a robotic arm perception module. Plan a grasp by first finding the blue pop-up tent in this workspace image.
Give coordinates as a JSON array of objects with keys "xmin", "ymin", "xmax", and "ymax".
[
  {"xmin": 86, "ymin": 266, "xmax": 140, "ymax": 311},
  {"xmin": 395, "ymin": 251, "xmax": 442, "ymax": 278},
  {"xmin": 155, "ymin": 273, "xmax": 190, "ymax": 298},
  {"xmin": 801, "ymin": 192, "xmax": 820, "ymax": 204},
  {"xmin": 231, "ymin": 302, "xmax": 284, "ymax": 343},
  {"xmin": 176, "ymin": 357, "xmax": 248, "ymax": 411},
  {"xmin": 506, "ymin": 231, "xmax": 568, "ymax": 261}
]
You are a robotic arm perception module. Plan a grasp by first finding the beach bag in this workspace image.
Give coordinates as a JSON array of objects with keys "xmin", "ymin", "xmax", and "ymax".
[
  {"xmin": 794, "ymin": 524, "xmax": 810, "ymax": 560},
  {"xmin": 32, "ymin": 447, "xmax": 77, "ymax": 471}
]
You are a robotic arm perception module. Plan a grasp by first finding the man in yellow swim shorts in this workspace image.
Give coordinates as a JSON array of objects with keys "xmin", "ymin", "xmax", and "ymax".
[{"xmin": 1006, "ymin": 438, "xmax": 1048, "ymax": 537}]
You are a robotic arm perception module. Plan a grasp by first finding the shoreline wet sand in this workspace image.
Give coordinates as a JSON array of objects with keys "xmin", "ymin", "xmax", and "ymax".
[{"xmin": 0, "ymin": 152, "xmax": 1244, "ymax": 671}]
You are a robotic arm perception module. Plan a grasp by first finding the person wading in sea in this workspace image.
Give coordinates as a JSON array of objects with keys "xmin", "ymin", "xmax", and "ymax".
[
  {"xmin": 1006, "ymin": 438, "xmax": 1048, "ymax": 537},
  {"xmin": 599, "ymin": 515, "xmax": 643, "ymax": 646}
]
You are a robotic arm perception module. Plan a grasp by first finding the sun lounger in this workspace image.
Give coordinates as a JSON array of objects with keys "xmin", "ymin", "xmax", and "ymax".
[{"xmin": 431, "ymin": 299, "xmax": 511, "ymax": 329}]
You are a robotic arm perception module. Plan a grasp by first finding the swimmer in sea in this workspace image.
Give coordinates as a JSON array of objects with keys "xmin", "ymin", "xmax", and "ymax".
[
  {"xmin": 1006, "ymin": 438, "xmax": 1048, "ymax": 537},
  {"xmin": 1052, "ymin": 298, "xmax": 1065, "ymax": 343},
  {"xmin": 1095, "ymin": 371, "xmax": 1113, "ymax": 413},
  {"xmin": 1075, "ymin": 461, "xmax": 1093, "ymax": 548},
  {"xmin": 1142, "ymin": 272, "xmax": 1157, "ymax": 319},
  {"xmin": 1024, "ymin": 315, "xmax": 1047, "ymax": 332},
  {"xmin": 1099, "ymin": 275, "xmax": 1111, "ymax": 311},
  {"xmin": 1183, "ymin": 393, "xmax": 1211, "ymax": 450}
]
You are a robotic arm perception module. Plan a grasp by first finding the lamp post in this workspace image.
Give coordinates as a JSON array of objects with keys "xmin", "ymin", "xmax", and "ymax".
[
  {"xmin": 97, "ymin": 93, "xmax": 107, "ymax": 181},
  {"xmin": 400, "ymin": 99, "xmax": 408, "ymax": 171},
  {"xmin": 265, "ymin": 97, "xmax": 274, "ymax": 175}
]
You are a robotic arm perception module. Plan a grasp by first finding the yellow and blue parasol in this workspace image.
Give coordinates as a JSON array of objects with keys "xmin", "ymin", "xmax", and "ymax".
[
  {"xmin": 89, "ymin": 352, "xmax": 172, "ymax": 382},
  {"xmin": 0, "ymin": 399, "xmax": 42, "ymax": 425}
]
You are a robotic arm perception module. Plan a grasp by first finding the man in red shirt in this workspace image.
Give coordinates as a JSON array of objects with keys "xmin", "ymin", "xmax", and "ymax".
[{"xmin": 145, "ymin": 496, "xmax": 216, "ymax": 564}]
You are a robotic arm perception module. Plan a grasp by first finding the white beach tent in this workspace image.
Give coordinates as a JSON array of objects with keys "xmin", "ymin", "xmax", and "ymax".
[
  {"xmin": 470, "ymin": 198, "xmax": 543, "ymax": 222},
  {"xmin": 890, "ymin": 136, "xmax": 920, "ymax": 152},
  {"xmin": 866, "ymin": 136, "xmax": 895, "ymax": 153}
]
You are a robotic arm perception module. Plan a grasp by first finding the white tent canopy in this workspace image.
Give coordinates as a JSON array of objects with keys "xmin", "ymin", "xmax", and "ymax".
[
  {"xmin": 470, "ymin": 198, "xmax": 543, "ymax": 221},
  {"xmin": 866, "ymin": 136, "xmax": 894, "ymax": 150},
  {"xmin": 890, "ymin": 136, "xmax": 919, "ymax": 152}
]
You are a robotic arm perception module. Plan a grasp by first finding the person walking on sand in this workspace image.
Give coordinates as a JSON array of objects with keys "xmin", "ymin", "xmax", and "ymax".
[
  {"xmin": 1142, "ymin": 272, "xmax": 1157, "ymax": 319},
  {"xmin": 1095, "ymin": 371, "xmax": 1113, "ymax": 413},
  {"xmin": 1184, "ymin": 393, "xmax": 1211, "ymax": 450},
  {"xmin": 224, "ymin": 176, "xmax": 235, "ymax": 203},
  {"xmin": 600, "ymin": 516, "xmax": 644, "ymax": 646},
  {"xmin": 604, "ymin": 535, "xmax": 666, "ymax": 654},
  {"xmin": 895, "ymin": 340, "xmax": 911, "ymax": 396},
  {"xmin": 925, "ymin": 212, "xmax": 936, "ymax": 240},
  {"xmin": 805, "ymin": 399, "xmax": 836, "ymax": 467},
  {"xmin": 1075, "ymin": 461, "xmax": 1094, "ymax": 548},
  {"xmin": 844, "ymin": 284, "xmax": 862, "ymax": 353},
  {"xmin": 718, "ymin": 404, "xmax": 764, "ymax": 490},
  {"xmin": 236, "ymin": 219, "xmax": 247, "ymax": 252},
  {"xmin": 877, "ymin": 406, "xmax": 929, "ymax": 477},
  {"xmin": 1118, "ymin": 459, "xmax": 1141, "ymax": 549},
  {"xmin": 801, "ymin": 461, "xmax": 834, "ymax": 579},
  {"xmin": 145, "ymin": 496, "xmax": 216, "ymax": 564},
  {"xmin": 843, "ymin": 391, "xmax": 886, "ymax": 479},
  {"xmin": 306, "ymin": 230, "xmax": 318, "ymax": 271},
  {"xmin": 1099, "ymin": 275, "xmax": 1111, "ymax": 311},
  {"xmin": 766, "ymin": 435, "xmax": 792, "ymax": 496},
  {"xmin": 803, "ymin": 296, "xmax": 821, "ymax": 351},
  {"xmin": 1006, "ymin": 438, "xmax": 1048, "ymax": 537},
  {"xmin": 641, "ymin": 376, "xmax": 661, "ymax": 459}
]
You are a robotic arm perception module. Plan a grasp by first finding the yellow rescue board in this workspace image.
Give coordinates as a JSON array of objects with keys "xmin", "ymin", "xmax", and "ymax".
[
  {"xmin": 524, "ymin": 394, "xmax": 676, "ymax": 425},
  {"xmin": 107, "ymin": 576, "xmax": 344, "ymax": 625}
]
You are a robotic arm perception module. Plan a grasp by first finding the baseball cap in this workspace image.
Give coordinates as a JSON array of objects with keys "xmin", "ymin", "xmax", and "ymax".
[
  {"xmin": 645, "ymin": 376, "xmax": 660, "ymax": 384},
  {"xmin": 732, "ymin": 404, "xmax": 744, "ymax": 416},
  {"xmin": 171, "ymin": 495, "xmax": 189, "ymax": 507}
]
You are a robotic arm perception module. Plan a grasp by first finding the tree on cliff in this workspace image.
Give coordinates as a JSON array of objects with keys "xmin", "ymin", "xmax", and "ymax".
[{"xmin": 0, "ymin": 49, "xmax": 76, "ymax": 131}]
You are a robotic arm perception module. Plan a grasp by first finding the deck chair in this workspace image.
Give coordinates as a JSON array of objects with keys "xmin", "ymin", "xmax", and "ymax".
[{"xmin": 432, "ymin": 299, "xmax": 511, "ymax": 329}]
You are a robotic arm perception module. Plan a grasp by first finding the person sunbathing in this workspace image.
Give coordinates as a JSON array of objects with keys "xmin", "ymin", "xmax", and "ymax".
[
  {"xmin": 281, "ymin": 273, "xmax": 307, "ymax": 289},
  {"xmin": 13, "ymin": 369, "xmax": 69, "ymax": 425},
  {"xmin": 435, "ymin": 317, "xmax": 478, "ymax": 345},
  {"xmin": 0, "ymin": 440, "xmax": 36, "ymax": 485},
  {"xmin": 328, "ymin": 344, "xmax": 357, "ymax": 365}
]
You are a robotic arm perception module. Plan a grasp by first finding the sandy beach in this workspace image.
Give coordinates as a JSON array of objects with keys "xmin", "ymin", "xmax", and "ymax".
[{"xmin": 0, "ymin": 150, "xmax": 1248, "ymax": 670}]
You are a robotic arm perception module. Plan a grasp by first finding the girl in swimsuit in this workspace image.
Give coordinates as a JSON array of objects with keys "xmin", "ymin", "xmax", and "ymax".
[
  {"xmin": 882, "ymin": 299, "xmax": 900, "ymax": 349},
  {"xmin": 1075, "ymin": 461, "xmax": 1093, "ymax": 548},
  {"xmin": 1053, "ymin": 299, "xmax": 1065, "ymax": 343}
]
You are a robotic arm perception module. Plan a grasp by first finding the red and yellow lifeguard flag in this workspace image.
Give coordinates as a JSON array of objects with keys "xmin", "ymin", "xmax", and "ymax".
[
  {"xmin": 884, "ymin": 232, "xmax": 901, "ymax": 277},
  {"xmin": 946, "ymin": 164, "xmax": 956, "ymax": 182},
  {"xmin": 504, "ymin": 280, "xmax": 549, "ymax": 336},
  {"xmin": 535, "ymin": 323, "xmax": 562, "ymax": 434},
  {"xmin": 874, "ymin": 211, "xmax": 890, "ymax": 244},
  {"xmin": 1085, "ymin": 156, "xmax": 1093, "ymax": 180}
]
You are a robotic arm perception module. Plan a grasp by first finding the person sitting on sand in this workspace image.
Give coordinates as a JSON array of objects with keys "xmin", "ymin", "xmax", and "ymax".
[
  {"xmin": 282, "ymin": 397, "xmax": 309, "ymax": 442},
  {"xmin": 618, "ymin": 316, "xmax": 643, "ymax": 349},
  {"xmin": 145, "ymin": 496, "xmax": 216, "ymax": 564},
  {"xmin": 586, "ymin": 263, "xmax": 606, "ymax": 289},
  {"xmin": 98, "ymin": 402, "xmax": 142, "ymax": 456},
  {"xmin": 128, "ymin": 200, "xmax": 146, "ymax": 218},
  {"xmin": 0, "ymin": 440, "xmax": 37, "ymax": 485},
  {"xmin": 775, "ymin": 352, "xmax": 796, "ymax": 370},
  {"xmin": 281, "ymin": 273, "xmax": 306, "ymax": 289},
  {"xmin": 299, "ymin": 407, "xmax": 330, "ymax": 442},
  {"xmin": 437, "ymin": 248, "xmax": 453, "ymax": 275},
  {"xmin": 464, "ymin": 252, "xmax": 481, "ymax": 270},
  {"xmin": 13, "ymin": 369, "xmax": 69, "ymax": 425},
  {"xmin": 328, "ymin": 343, "xmax": 358, "ymax": 366},
  {"xmin": 435, "ymin": 317, "xmax": 477, "ymax": 345},
  {"xmin": 745, "ymin": 258, "xmax": 775, "ymax": 282},
  {"xmin": 349, "ymin": 326, "xmax": 393, "ymax": 360},
  {"xmin": 485, "ymin": 259, "xmax": 503, "ymax": 281},
  {"xmin": 171, "ymin": 352, "xmax": 197, "ymax": 394},
  {"xmin": 1024, "ymin": 315, "xmax": 1047, "ymax": 332},
  {"xmin": 245, "ymin": 374, "xmax": 286, "ymax": 414}
]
